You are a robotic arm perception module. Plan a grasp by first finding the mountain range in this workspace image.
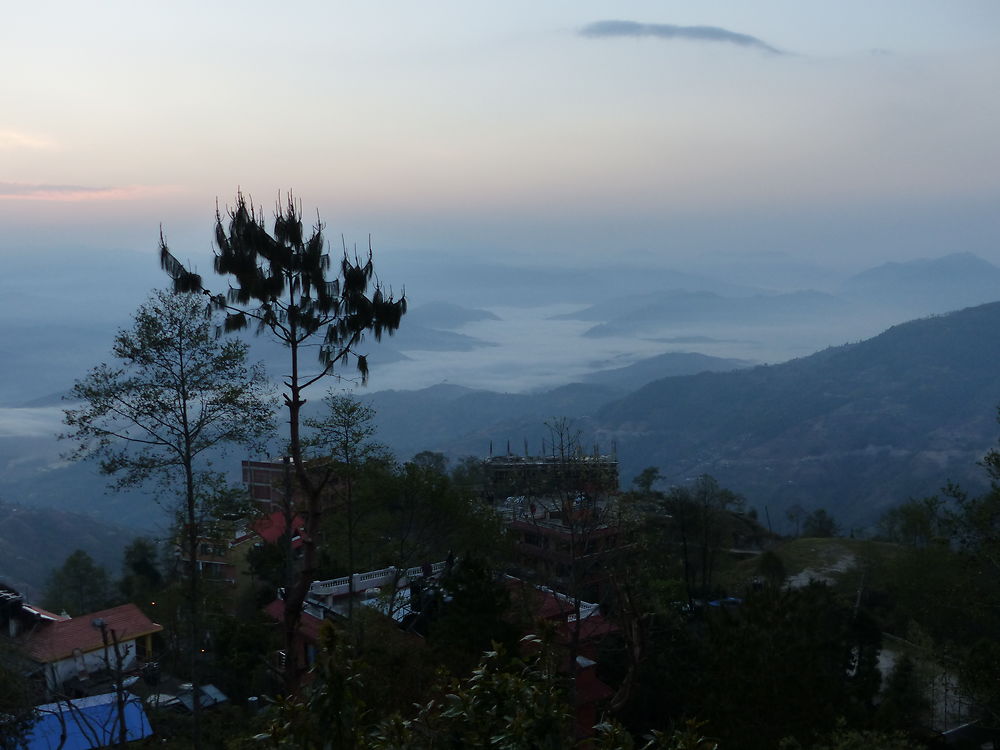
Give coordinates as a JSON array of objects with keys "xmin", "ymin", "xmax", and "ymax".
[
  {"xmin": 364, "ymin": 301, "xmax": 1000, "ymax": 530},
  {"xmin": 5, "ymin": 251, "xmax": 1000, "ymax": 591}
]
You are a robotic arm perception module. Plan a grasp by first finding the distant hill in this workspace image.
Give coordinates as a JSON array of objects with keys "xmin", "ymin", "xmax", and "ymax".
[
  {"xmin": 581, "ymin": 352, "xmax": 752, "ymax": 392},
  {"xmin": 366, "ymin": 382, "xmax": 621, "ymax": 462},
  {"xmin": 407, "ymin": 301, "xmax": 501, "ymax": 329},
  {"xmin": 578, "ymin": 290, "xmax": 846, "ymax": 338},
  {"xmin": 593, "ymin": 302, "xmax": 1000, "ymax": 527},
  {"xmin": 841, "ymin": 252, "xmax": 1000, "ymax": 314},
  {"xmin": 381, "ymin": 323, "xmax": 496, "ymax": 352},
  {"xmin": 361, "ymin": 350, "xmax": 754, "ymax": 461},
  {"xmin": 0, "ymin": 502, "xmax": 136, "ymax": 600}
]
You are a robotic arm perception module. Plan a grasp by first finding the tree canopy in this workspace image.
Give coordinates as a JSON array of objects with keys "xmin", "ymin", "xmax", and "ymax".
[{"xmin": 159, "ymin": 192, "xmax": 407, "ymax": 689}]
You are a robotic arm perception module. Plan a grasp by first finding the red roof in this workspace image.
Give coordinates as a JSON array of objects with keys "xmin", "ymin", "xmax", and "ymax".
[
  {"xmin": 25, "ymin": 603, "xmax": 163, "ymax": 663},
  {"xmin": 510, "ymin": 583, "xmax": 584, "ymax": 622},
  {"xmin": 576, "ymin": 664, "xmax": 615, "ymax": 704},
  {"xmin": 264, "ymin": 599, "xmax": 323, "ymax": 642},
  {"xmin": 253, "ymin": 511, "xmax": 306, "ymax": 548},
  {"xmin": 556, "ymin": 613, "xmax": 617, "ymax": 644}
]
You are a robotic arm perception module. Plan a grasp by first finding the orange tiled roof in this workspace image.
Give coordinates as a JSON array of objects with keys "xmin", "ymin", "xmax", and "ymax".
[{"xmin": 25, "ymin": 603, "xmax": 163, "ymax": 664}]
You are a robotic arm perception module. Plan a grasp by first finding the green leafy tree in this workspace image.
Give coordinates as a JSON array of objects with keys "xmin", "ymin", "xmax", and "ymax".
[
  {"xmin": 410, "ymin": 450, "xmax": 448, "ymax": 473},
  {"xmin": 382, "ymin": 460, "xmax": 504, "ymax": 574},
  {"xmin": 689, "ymin": 583, "xmax": 881, "ymax": 750},
  {"xmin": 204, "ymin": 612, "xmax": 277, "ymax": 703},
  {"xmin": 119, "ymin": 536, "xmax": 163, "ymax": 607},
  {"xmin": 877, "ymin": 497, "xmax": 946, "ymax": 547},
  {"xmin": 305, "ymin": 392, "xmax": 382, "ymax": 620},
  {"xmin": 43, "ymin": 549, "xmax": 114, "ymax": 615},
  {"xmin": 786, "ymin": 503, "xmax": 806, "ymax": 537},
  {"xmin": 426, "ymin": 557, "xmax": 519, "ymax": 676},
  {"xmin": 803, "ymin": 508, "xmax": 840, "ymax": 538},
  {"xmin": 632, "ymin": 467, "xmax": 663, "ymax": 496},
  {"xmin": 370, "ymin": 640, "xmax": 571, "ymax": 750},
  {"xmin": 160, "ymin": 192, "xmax": 406, "ymax": 689},
  {"xmin": 755, "ymin": 549, "xmax": 787, "ymax": 587},
  {"xmin": 0, "ymin": 641, "xmax": 36, "ymax": 750},
  {"xmin": 63, "ymin": 289, "xmax": 274, "ymax": 748},
  {"xmin": 594, "ymin": 718, "xmax": 719, "ymax": 750},
  {"xmin": 450, "ymin": 455, "xmax": 485, "ymax": 492},
  {"xmin": 874, "ymin": 654, "xmax": 930, "ymax": 732},
  {"xmin": 666, "ymin": 475, "xmax": 743, "ymax": 600},
  {"xmin": 780, "ymin": 720, "xmax": 924, "ymax": 750}
]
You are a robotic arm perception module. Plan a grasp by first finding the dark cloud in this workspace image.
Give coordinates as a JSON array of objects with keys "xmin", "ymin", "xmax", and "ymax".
[{"xmin": 579, "ymin": 20, "xmax": 784, "ymax": 55}]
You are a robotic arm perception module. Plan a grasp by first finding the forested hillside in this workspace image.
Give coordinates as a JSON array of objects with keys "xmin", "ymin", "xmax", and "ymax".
[{"xmin": 597, "ymin": 302, "xmax": 1000, "ymax": 526}]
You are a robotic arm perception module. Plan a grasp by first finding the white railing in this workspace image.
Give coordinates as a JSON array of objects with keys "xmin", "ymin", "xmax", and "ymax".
[
  {"xmin": 309, "ymin": 560, "xmax": 447, "ymax": 598},
  {"xmin": 403, "ymin": 561, "xmax": 446, "ymax": 579}
]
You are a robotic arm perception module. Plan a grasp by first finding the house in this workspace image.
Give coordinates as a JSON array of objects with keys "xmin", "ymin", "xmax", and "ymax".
[
  {"xmin": 264, "ymin": 560, "xmax": 448, "ymax": 671},
  {"xmin": 20, "ymin": 603, "xmax": 162, "ymax": 695},
  {"xmin": 176, "ymin": 521, "xmax": 243, "ymax": 585},
  {"xmin": 175, "ymin": 506, "xmax": 307, "ymax": 590},
  {"xmin": 2, "ymin": 585, "xmax": 67, "ymax": 639},
  {"xmin": 263, "ymin": 597, "xmax": 326, "ymax": 671}
]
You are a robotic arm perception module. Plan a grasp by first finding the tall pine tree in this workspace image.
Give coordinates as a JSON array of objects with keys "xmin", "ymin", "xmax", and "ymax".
[{"xmin": 159, "ymin": 192, "xmax": 406, "ymax": 688}]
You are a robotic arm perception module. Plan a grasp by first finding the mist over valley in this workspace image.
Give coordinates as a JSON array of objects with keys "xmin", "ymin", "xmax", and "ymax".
[{"xmin": 3, "ymin": 250, "xmax": 1000, "ymax": 592}]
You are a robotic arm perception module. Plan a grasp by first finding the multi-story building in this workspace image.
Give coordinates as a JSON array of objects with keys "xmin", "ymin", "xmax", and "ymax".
[
  {"xmin": 243, "ymin": 458, "xmax": 297, "ymax": 511},
  {"xmin": 484, "ymin": 452, "xmax": 624, "ymax": 601},
  {"xmin": 482, "ymin": 453, "xmax": 619, "ymax": 505}
]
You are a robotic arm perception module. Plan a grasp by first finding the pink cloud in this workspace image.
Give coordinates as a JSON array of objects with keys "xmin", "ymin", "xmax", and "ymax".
[
  {"xmin": 0, "ymin": 130, "xmax": 55, "ymax": 150},
  {"xmin": 0, "ymin": 183, "xmax": 178, "ymax": 202}
]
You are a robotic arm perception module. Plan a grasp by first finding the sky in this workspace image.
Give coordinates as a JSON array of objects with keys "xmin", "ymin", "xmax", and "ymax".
[
  {"xmin": 2, "ymin": 2, "xmax": 1000, "ymax": 525},
  {"xmin": 2, "ymin": 1, "xmax": 999, "ymax": 277}
]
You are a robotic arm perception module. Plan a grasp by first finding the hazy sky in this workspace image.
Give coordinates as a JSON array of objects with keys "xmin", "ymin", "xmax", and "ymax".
[{"xmin": 2, "ymin": 1, "xmax": 999, "ymax": 274}]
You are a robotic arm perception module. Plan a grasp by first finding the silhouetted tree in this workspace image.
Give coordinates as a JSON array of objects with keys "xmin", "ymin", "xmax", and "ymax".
[
  {"xmin": 371, "ymin": 642, "xmax": 570, "ymax": 750},
  {"xmin": 786, "ymin": 503, "xmax": 806, "ymax": 537},
  {"xmin": 0, "ymin": 640, "xmax": 35, "ymax": 750},
  {"xmin": 755, "ymin": 549, "xmax": 786, "ymax": 587},
  {"xmin": 803, "ymin": 508, "xmax": 839, "ymax": 538},
  {"xmin": 305, "ymin": 392, "xmax": 382, "ymax": 621},
  {"xmin": 693, "ymin": 583, "xmax": 881, "ymax": 750},
  {"xmin": 160, "ymin": 192, "xmax": 406, "ymax": 689},
  {"xmin": 119, "ymin": 536, "xmax": 163, "ymax": 606},
  {"xmin": 43, "ymin": 549, "xmax": 114, "ymax": 616},
  {"xmin": 411, "ymin": 450, "xmax": 448, "ymax": 473},
  {"xmin": 63, "ymin": 290, "xmax": 274, "ymax": 748},
  {"xmin": 666, "ymin": 475, "xmax": 743, "ymax": 599},
  {"xmin": 632, "ymin": 466, "xmax": 663, "ymax": 496}
]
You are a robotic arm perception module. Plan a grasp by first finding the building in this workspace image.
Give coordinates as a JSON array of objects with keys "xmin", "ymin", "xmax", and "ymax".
[
  {"xmin": 0, "ymin": 588, "xmax": 163, "ymax": 697},
  {"xmin": 243, "ymin": 458, "xmax": 296, "ymax": 512},
  {"xmin": 483, "ymin": 453, "xmax": 619, "ymax": 505},
  {"xmin": 485, "ymin": 452, "xmax": 624, "ymax": 600},
  {"xmin": 509, "ymin": 511, "xmax": 623, "ymax": 598}
]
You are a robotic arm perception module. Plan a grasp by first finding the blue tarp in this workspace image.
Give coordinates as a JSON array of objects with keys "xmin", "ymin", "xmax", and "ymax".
[{"xmin": 25, "ymin": 692, "xmax": 153, "ymax": 750}]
